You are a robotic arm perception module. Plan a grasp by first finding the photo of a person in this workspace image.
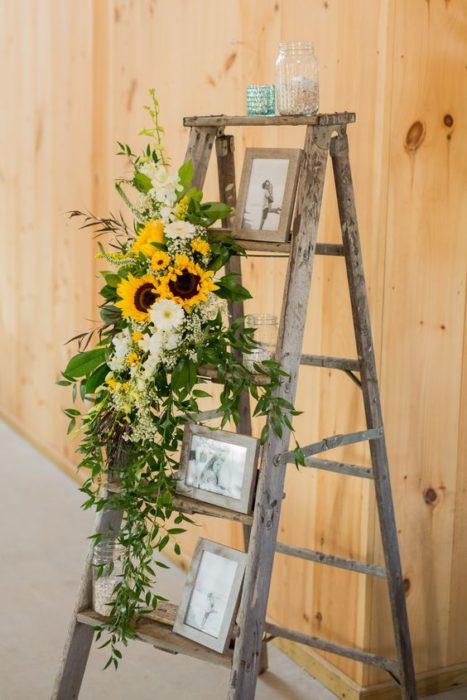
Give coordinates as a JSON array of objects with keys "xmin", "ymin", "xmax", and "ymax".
[
  {"xmin": 240, "ymin": 157, "xmax": 289, "ymax": 231},
  {"xmin": 259, "ymin": 179, "xmax": 282, "ymax": 229},
  {"xmin": 184, "ymin": 550, "xmax": 238, "ymax": 638},
  {"xmin": 186, "ymin": 436, "xmax": 247, "ymax": 500},
  {"xmin": 177, "ymin": 425, "xmax": 259, "ymax": 515}
]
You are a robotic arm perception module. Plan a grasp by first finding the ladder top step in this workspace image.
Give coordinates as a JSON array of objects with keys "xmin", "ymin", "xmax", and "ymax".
[
  {"xmin": 77, "ymin": 604, "xmax": 234, "ymax": 668},
  {"xmin": 184, "ymin": 112, "xmax": 356, "ymax": 127}
]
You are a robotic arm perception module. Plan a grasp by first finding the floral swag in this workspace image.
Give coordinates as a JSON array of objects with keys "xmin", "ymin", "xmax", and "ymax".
[{"xmin": 61, "ymin": 92, "xmax": 302, "ymax": 668}]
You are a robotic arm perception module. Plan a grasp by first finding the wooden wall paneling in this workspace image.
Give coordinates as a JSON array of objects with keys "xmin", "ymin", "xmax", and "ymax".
[
  {"xmin": 371, "ymin": 0, "xmax": 467, "ymax": 685},
  {"xmin": 0, "ymin": 0, "xmax": 21, "ymax": 422}
]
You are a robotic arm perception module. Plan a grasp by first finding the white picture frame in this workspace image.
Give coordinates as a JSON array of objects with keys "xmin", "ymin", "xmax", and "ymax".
[
  {"xmin": 173, "ymin": 538, "xmax": 247, "ymax": 653},
  {"xmin": 176, "ymin": 424, "xmax": 260, "ymax": 515}
]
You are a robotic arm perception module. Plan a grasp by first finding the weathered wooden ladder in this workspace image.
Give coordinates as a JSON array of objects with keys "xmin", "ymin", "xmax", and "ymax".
[{"xmin": 53, "ymin": 113, "xmax": 417, "ymax": 700}]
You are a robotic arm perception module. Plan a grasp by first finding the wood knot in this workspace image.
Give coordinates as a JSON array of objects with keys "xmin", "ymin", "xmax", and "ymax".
[
  {"xmin": 423, "ymin": 487, "xmax": 438, "ymax": 505},
  {"xmin": 315, "ymin": 611, "xmax": 323, "ymax": 623},
  {"xmin": 405, "ymin": 121, "xmax": 426, "ymax": 153},
  {"xmin": 443, "ymin": 114, "xmax": 454, "ymax": 128},
  {"xmin": 403, "ymin": 578, "xmax": 411, "ymax": 595}
]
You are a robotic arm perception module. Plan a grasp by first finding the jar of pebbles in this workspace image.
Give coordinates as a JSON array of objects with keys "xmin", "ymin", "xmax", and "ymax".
[{"xmin": 92, "ymin": 538, "xmax": 125, "ymax": 617}]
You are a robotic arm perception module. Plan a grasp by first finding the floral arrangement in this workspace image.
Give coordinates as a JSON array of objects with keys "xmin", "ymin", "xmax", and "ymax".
[{"xmin": 61, "ymin": 92, "xmax": 302, "ymax": 668}]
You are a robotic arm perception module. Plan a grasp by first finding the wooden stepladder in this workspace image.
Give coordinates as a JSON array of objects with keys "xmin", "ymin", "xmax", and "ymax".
[{"xmin": 53, "ymin": 113, "xmax": 417, "ymax": 700}]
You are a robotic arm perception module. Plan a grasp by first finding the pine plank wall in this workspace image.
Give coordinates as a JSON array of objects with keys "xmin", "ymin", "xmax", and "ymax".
[{"xmin": 0, "ymin": 1, "xmax": 466, "ymax": 697}]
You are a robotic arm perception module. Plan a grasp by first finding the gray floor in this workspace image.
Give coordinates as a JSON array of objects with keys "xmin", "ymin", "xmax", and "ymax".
[{"xmin": 0, "ymin": 420, "xmax": 465, "ymax": 700}]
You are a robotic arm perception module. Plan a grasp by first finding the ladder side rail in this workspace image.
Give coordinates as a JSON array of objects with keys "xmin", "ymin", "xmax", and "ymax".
[
  {"xmin": 216, "ymin": 133, "xmax": 254, "ymax": 555},
  {"xmin": 184, "ymin": 126, "xmax": 220, "ymax": 189},
  {"xmin": 227, "ymin": 124, "xmax": 334, "ymax": 700},
  {"xmin": 52, "ymin": 497, "xmax": 123, "ymax": 700},
  {"xmin": 330, "ymin": 130, "xmax": 417, "ymax": 700}
]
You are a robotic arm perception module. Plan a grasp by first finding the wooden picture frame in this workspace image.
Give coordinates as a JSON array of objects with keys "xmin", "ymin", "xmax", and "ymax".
[
  {"xmin": 176, "ymin": 424, "xmax": 259, "ymax": 515},
  {"xmin": 233, "ymin": 147, "xmax": 302, "ymax": 242},
  {"xmin": 173, "ymin": 538, "xmax": 247, "ymax": 653}
]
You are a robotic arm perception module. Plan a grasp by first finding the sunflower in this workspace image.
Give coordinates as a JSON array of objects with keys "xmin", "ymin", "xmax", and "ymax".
[
  {"xmin": 151, "ymin": 250, "xmax": 171, "ymax": 272},
  {"xmin": 116, "ymin": 273, "xmax": 159, "ymax": 322},
  {"xmin": 191, "ymin": 238, "xmax": 210, "ymax": 256},
  {"xmin": 131, "ymin": 219, "xmax": 164, "ymax": 257},
  {"xmin": 158, "ymin": 260, "xmax": 218, "ymax": 310}
]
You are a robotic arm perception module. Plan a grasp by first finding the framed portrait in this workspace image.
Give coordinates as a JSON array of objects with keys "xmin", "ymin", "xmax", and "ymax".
[
  {"xmin": 233, "ymin": 147, "xmax": 302, "ymax": 243},
  {"xmin": 173, "ymin": 538, "xmax": 247, "ymax": 653},
  {"xmin": 177, "ymin": 424, "xmax": 260, "ymax": 514}
]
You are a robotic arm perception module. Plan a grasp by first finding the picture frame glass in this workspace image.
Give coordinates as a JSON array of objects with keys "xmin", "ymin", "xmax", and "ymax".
[
  {"xmin": 184, "ymin": 550, "xmax": 239, "ymax": 638},
  {"xmin": 186, "ymin": 434, "xmax": 248, "ymax": 501}
]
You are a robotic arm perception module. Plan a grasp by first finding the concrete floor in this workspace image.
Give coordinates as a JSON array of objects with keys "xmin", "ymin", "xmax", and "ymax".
[{"xmin": 0, "ymin": 419, "xmax": 465, "ymax": 700}]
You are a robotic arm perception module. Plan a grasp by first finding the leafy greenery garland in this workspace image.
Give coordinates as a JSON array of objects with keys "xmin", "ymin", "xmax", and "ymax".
[{"xmin": 61, "ymin": 92, "xmax": 303, "ymax": 668}]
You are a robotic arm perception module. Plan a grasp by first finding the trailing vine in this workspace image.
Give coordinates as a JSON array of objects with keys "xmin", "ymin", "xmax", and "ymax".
[{"xmin": 60, "ymin": 91, "xmax": 302, "ymax": 668}]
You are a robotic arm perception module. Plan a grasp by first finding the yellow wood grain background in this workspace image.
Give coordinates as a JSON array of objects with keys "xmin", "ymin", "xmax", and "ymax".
[{"xmin": 1, "ymin": 0, "xmax": 466, "ymax": 695}]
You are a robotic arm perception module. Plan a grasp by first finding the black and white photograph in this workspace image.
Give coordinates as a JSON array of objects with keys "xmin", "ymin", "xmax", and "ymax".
[
  {"xmin": 173, "ymin": 539, "xmax": 247, "ymax": 653},
  {"xmin": 177, "ymin": 425, "xmax": 259, "ymax": 514},
  {"xmin": 184, "ymin": 549, "xmax": 238, "ymax": 638},
  {"xmin": 233, "ymin": 148, "xmax": 302, "ymax": 243}
]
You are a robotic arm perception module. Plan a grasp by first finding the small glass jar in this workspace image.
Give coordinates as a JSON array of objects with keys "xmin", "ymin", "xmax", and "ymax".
[
  {"xmin": 246, "ymin": 84, "xmax": 276, "ymax": 116},
  {"xmin": 275, "ymin": 41, "xmax": 319, "ymax": 116},
  {"xmin": 243, "ymin": 314, "xmax": 278, "ymax": 371},
  {"xmin": 92, "ymin": 539, "xmax": 125, "ymax": 617}
]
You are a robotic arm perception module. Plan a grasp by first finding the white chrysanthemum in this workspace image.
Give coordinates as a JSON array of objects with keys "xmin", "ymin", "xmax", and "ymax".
[
  {"xmin": 164, "ymin": 220, "xmax": 196, "ymax": 240},
  {"xmin": 148, "ymin": 330, "xmax": 163, "ymax": 356},
  {"xmin": 112, "ymin": 330, "xmax": 130, "ymax": 358},
  {"xmin": 150, "ymin": 299, "xmax": 185, "ymax": 331},
  {"xmin": 163, "ymin": 330, "xmax": 181, "ymax": 350}
]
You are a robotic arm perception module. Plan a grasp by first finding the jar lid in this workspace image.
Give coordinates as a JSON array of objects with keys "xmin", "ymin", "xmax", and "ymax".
[
  {"xmin": 245, "ymin": 314, "xmax": 278, "ymax": 326},
  {"xmin": 278, "ymin": 41, "xmax": 314, "ymax": 53}
]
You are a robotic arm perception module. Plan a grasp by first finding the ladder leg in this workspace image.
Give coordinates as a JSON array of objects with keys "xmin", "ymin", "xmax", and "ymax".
[
  {"xmin": 330, "ymin": 131, "xmax": 417, "ymax": 700},
  {"xmin": 51, "ymin": 502, "xmax": 123, "ymax": 699},
  {"xmin": 184, "ymin": 125, "xmax": 220, "ymax": 189},
  {"xmin": 216, "ymin": 133, "xmax": 254, "ymax": 551},
  {"xmin": 227, "ymin": 125, "xmax": 334, "ymax": 700}
]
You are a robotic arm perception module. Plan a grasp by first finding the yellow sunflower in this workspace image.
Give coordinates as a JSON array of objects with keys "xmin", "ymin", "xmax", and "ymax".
[
  {"xmin": 151, "ymin": 250, "xmax": 171, "ymax": 272},
  {"xmin": 158, "ymin": 260, "xmax": 218, "ymax": 310},
  {"xmin": 191, "ymin": 238, "xmax": 210, "ymax": 256},
  {"xmin": 116, "ymin": 273, "xmax": 159, "ymax": 322},
  {"xmin": 131, "ymin": 220, "xmax": 164, "ymax": 257}
]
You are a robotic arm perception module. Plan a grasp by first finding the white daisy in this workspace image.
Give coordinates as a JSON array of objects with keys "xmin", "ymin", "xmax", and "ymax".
[
  {"xmin": 150, "ymin": 299, "xmax": 185, "ymax": 331},
  {"xmin": 164, "ymin": 220, "xmax": 196, "ymax": 240}
]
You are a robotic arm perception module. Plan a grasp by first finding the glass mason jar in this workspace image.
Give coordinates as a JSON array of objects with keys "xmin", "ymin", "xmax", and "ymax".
[
  {"xmin": 243, "ymin": 314, "xmax": 278, "ymax": 371},
  {"xmin": 92, "ymin": 539, "xmax": 125, "ymax": 617},
  {"xmin": 275, "ymin": 41, "xmax": 319, "ymax": 116}
]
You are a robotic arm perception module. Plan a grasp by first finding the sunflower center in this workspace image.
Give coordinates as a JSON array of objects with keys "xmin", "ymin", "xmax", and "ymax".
[
  {"xmin": 134, "ymin": 283, "xmax": 158, "ymax": 312},
  {"xmin": 169, "ymin": 270, "xmax": 201, "ymax": 300}
]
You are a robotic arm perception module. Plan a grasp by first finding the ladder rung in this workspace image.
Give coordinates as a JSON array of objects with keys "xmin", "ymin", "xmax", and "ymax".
[
  {"xmin": 207, "ymin": 229, "xmax": 344, "ymax": 256},
  {"xmin": 275, "ymin": 542, "xmax": 386, "ymax": 577},
  {"xmin": 173, "ymin": 496, "xmax": 254, "ymax": 525},
  {"xmin": 264, "ymin": 622, "xmax": 399, "ymax": 677},
  {"xmin": 197, "ymin": 365, "xmax": 270, "ymax": 386},
  {"xmin": 276, "ymin": 427, "xmax": 383, "ymax": 466},
  {"xmin": 303, "ymin": 457, "xmax": 373, "ymax": 479},
  {"xmin": 300, "ymin": 354, "xmax": 360, "ymax": 371},
  {"xmin": 189, "ymin": 408, "xmax": 224, "ymax": 422}
]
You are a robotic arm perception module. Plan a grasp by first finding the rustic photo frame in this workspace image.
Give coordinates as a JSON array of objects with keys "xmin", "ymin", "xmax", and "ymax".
[
  {"xmin": 173, "ymin": 538, "xmax": 247, "ymax": 653},
  {"xmin": 233, "ymin": 147, "xmax": 302, "ymax": 242},
  {"xmin": 176, "ymin": 424, "xmax": 259, "ymax": 514}
]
